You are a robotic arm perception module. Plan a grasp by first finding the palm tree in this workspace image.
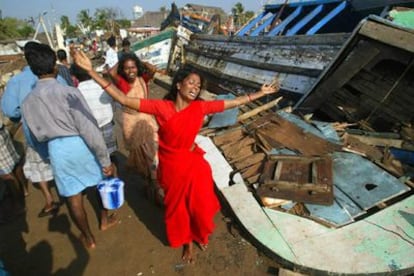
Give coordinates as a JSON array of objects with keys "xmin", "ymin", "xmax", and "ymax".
[
  {"xmin": 231, "ymin": 2, "xmax": 245, "ymax": 27},
  {"xmin": 60, "ymin": 15, "xmax": 70, "ymax": 31},
  {"xmin": 77, "ymin": 9, "xmax": 92, "ymax": 30}
]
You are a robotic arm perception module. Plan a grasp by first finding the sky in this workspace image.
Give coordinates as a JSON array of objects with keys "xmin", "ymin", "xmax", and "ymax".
[{"xmin": 1, "ymin": 0, "xmax": 268, "ymax": 23}]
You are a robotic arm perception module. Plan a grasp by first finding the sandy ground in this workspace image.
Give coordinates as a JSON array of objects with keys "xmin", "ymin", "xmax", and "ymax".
[{"xmin": 0, "ymin": 82, "xmax": 285, "ymax": 275}]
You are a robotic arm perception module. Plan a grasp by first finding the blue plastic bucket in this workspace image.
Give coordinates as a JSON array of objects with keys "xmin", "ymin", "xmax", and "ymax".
[{"xmin": 97, "ymin": 178, "xmax": 125, "ymax": 209}]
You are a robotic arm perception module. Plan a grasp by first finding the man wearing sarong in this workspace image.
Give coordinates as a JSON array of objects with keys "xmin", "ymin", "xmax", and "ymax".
[
  {"xmin": 22, "ymin": 43, "xmax": 116, "ymax": 249},
  {"xmin": 1, "ymin": 41, "xmax": 68, "ymax": 218},
  {"xmin": 72, "ymin": 49, "xmax": 280, "ymax": 262}
]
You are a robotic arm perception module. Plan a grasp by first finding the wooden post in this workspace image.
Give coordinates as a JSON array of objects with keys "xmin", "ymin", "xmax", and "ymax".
[{"xmin": 237, "ymin": 97, "xmax": 283, "ymax": 122}]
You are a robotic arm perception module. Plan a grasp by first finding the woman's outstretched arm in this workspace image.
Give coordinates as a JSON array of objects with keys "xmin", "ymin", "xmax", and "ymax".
[
  {"xmin": 71, "ymin": 48, "xmax": 140, "ymax": 111},
  {"xmin": 223, "ymin": 79, "xmax": 280, "ymax": 110}
]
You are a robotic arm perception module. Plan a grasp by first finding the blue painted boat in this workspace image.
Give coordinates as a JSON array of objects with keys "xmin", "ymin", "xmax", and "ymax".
[{"xmin": 237, "ymin": 0, "xmax": 414, "ymax": 36}]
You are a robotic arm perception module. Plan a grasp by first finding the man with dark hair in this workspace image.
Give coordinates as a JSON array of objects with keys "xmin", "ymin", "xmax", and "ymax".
[
  {"xmin": 56, "ymin": 49, "xmax": 74, "ymax": 86},
  {"xmin": 118, "ymin": 38, "xmax": 131, "ymax": 60},
  {"xmin": 22, "ymin": 43, "xmax": 117, "ymax": 248},
  {"xmin": 1, "ymin": 41, "xmax": 66, "ymax": 218},
  {"xmin": 104, "ymin": 35, "xmax": 118, "ymax": 70}
]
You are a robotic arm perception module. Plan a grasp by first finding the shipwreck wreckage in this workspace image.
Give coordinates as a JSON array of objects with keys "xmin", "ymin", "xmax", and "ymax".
[
  {"xmin": 0, "ymin": 0, "xmax": 412, "ymax": 274},
  {"xmin": 150, "ymin": 1, "xmax": 414, "ymax": 275}
]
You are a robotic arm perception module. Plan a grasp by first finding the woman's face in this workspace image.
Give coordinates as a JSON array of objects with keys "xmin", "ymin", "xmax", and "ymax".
[
  {"xmin": 177, "ymin": 73, "xmax": 201, "ymax": 101},
  {"xmin": 122, "ymin": 59, "xmax": 138, "ymax": 82}
]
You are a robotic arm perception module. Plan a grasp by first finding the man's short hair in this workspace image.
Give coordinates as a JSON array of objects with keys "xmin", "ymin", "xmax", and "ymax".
[
  {"xmin": 26, "ymin": 43, "xmax": 57, "ymax": 77},
  {"xmin": 23, "ymin": 41, "xmax": 40, "ymax": 56},
  {"xmin": 107, "ymin": 36, "xmax": 116, "ymax": 47},
  {"xmin": 56, "ymin": 49, "xmax": 67, "ymax": 61},
  {"xmin": 121, "ymin": 38, "xmax": 130, "ymax": 47}
]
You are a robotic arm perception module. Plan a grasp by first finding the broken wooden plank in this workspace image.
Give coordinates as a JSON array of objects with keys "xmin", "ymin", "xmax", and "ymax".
[
  {"xmin": 237, "ymin": 97, "xmax": 283, "ymax": 122},
  {"xmin": 212, "ymin": 128, "xmax": 245, "ymax": 146},
  {"xmin": 341, "ymin": 133, "xmax": 384, "ymax": 161},
  {"xmin": 254, "ymin": 114, "xmax": 341, "ymax": 156},
  {"xmin": 296, "ymin": 40, "xmax": 381, "ymax": 111},
  {"xmin": 233, "ymin": 153, "xmax": 266, "ymax": 171},
  {"xmin": 240, "ymin": 162, "xmax": 263, "ymax": 180},
  {"xmin": 220, "ymin": 136, "xmax": 256, "ymax": 153},
  {"xmin": 359, "ymin": 19, "xmax": 414, "ymax": 53}
]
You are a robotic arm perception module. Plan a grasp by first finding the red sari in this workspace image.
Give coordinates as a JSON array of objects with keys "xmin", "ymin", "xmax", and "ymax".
[{"xmin": 140, "ymin": 99, "xmax": 224, "ymax": 247}]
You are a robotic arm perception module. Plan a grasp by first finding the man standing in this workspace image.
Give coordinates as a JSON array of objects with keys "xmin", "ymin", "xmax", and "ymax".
[
  {"xmin": 22, "ymin": 43, "xmax": 117, "ymax": 248},
  {"xmin": 1, "ymin": 41, "xmax": 66, "ymax": 217}
]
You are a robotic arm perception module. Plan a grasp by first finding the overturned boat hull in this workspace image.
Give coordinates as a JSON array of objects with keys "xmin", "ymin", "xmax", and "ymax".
[{"xmin": 183, "ymin": 32, "xmax": 348, "ymax": 101}]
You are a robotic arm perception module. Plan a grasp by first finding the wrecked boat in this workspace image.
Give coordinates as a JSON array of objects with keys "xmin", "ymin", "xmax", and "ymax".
[
  {"xmin": 186, "ymin": 16, "xmax": 413, "ymax": 275},
  {"xmin": 173, "ymin": 0, "xmax": 414, "ymax": 103}
]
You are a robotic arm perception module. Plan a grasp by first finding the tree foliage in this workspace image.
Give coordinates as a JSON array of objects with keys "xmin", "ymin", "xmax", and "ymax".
[
  {"xmin": 231, "ymin": 2, "xmax": 254, "ymax": 27},
  {"xmin": 0, "ymin": 17, "xmax": 35, "ymax": 40},
  {"xmin": 60, "ymin": 15, "xmax": 78, "ymax": 38},
  {"xmin": 77, "ymin": 9, "xmax": 93, "ymax": 30},
  {"xmin": 116, "ymin": 19, "xmax": 131, "ymax": 29}
]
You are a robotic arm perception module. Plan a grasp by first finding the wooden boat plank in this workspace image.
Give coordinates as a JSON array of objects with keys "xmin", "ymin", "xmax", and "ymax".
[
  {"xmin": 221, "ymin": 183, "xmax": 299, "ymax": 262},
  {"xmin": 359, "ymin": 19, "xmax": 414, "ymax": 53},
  {"xmin": 288, "ymin": 195, "xmax": 414, "ymax": 274},
  {"xmin": 212, "ymin": 128, "xmax": 245, "ymax": 146},
  {"xmin": 256, "ymin": 115, "xmax": 341, "ymax": 156},
  {"xmin": 258, "ymin": 156, "xmax": 334, "ymax": 205},
  {"xmin": 297, "ymin": 39, "xmax": 381, "ymax": 109},
  {"xmin": 220, "ymin": 180, "xmax": 414, "ymax": 274}
]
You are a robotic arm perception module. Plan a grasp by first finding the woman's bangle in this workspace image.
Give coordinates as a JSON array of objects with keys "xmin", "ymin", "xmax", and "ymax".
[{"xmin": 102, "ymin": 82, "xmax": 111, "ymax": 90}]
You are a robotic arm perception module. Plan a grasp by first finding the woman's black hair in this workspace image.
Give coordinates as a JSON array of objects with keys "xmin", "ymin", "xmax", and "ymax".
[
  {"xmin": 164, "ymin": 67, "xmax": 204, "ymax": 101},
  {"xmin": 117, "ymin": 53, "xmax": 147, "ymax": 80}
]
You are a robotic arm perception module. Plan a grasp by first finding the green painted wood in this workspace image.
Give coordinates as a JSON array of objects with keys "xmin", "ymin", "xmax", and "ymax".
[
  {"xmin": 130, "ymin": 28, "xmax": 175, "ymax": 51},
  {"xmin": 290, "ymin": 195, "xmax": 414, "ymax": 274},
  {"xmin": 254, "ymin": 195, "xmax": 414, "ymax": 274},
  {"xmin": 220, "ymin": 183, "xmax": 299, "ymax": 263}
]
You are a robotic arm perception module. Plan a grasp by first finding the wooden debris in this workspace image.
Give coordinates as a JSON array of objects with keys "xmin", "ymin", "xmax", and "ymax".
[
  {"xmin": 260, "ymin": 197, "xmax": 291, "ymax": 208},
  {"xmin": 344, "ymin": 133, "xmax": 403, "ymax": 148},
  {"xmin": 341, "ymin": 133, "xmax": 383, "ymax": 161},
  {"xmin": 237, "ymin": 97, "xmax": 283, "ymax": 122},
  {"xmin": 233, "ymin": 153, "xmax": 266, "ymax": 171},
  {"xmin": 212, "ymin": 128, "xmax": 245, "ymax": 146},
  {"xmin": 257, "ymin": 155, "xmax": 334, "ymax": 205},
  {"xmin": 250, "ymin": 114, "xmax": 341, "ymax": 156}
]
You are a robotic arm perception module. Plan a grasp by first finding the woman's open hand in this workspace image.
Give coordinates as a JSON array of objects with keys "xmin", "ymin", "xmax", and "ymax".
[
  {"xmin": 70, "ymin": 46, "xmax": 93, "ymax": 72},
  {"xmin": 260, "ymin": 78, "xmax": 281, "ymax": 95}
]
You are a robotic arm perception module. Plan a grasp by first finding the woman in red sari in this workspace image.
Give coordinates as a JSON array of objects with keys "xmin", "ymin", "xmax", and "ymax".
[{"xmin": 72, "ymin": 49, "xmax": 280, "ymax": 263}]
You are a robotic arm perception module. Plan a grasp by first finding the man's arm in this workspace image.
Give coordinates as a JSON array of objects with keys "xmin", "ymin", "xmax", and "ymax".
[{"xmin": 1, "ymin": 78, "xmax": 22, "ymax": 119}]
